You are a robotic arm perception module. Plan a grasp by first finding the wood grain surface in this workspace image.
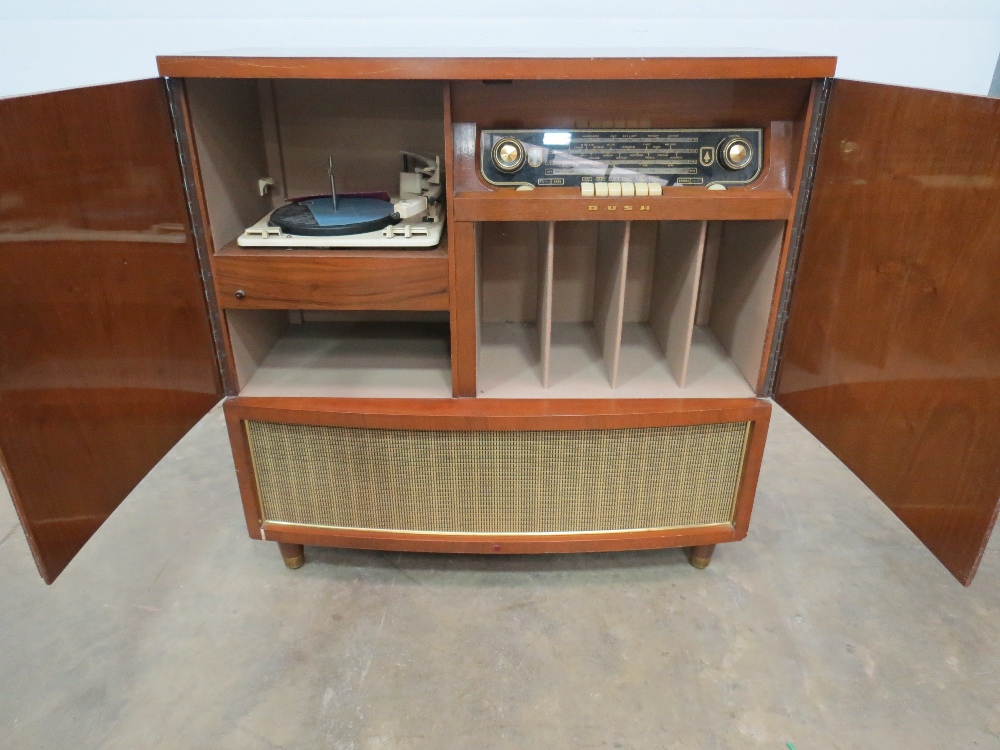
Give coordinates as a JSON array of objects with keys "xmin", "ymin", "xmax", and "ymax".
[
  {"xmin": 776, "ymin": 80, "xmax": 1000, "ymax": 586},
  {"xmin": 0, "ymin": 80, "xmax": 223, "ymax": 582},
  {"xmin": 212, "ymin": 244, "xmax": 450, "ymax": 311},
  {"xmin": 225, "ymin": 395, "xmax": 768, "ymax": 431},
  {"xmin": 158, "ymin": 55, "xmax": 836, "ymax": 81}
]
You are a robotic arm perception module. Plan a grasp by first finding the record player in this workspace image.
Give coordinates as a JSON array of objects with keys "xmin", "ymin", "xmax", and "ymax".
[{"xmin": 238, "ymin": 152, "xmax": 443, "ymax": 249}]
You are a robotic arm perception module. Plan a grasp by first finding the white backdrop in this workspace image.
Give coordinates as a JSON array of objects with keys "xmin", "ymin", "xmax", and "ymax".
[{"xmin": 1, "ymin": 0, "xmax": 999, "ymax": 98}]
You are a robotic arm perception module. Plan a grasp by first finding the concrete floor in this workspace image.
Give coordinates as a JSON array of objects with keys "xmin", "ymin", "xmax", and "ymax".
[{"xmin": 0, "ymin": 404, "xmax": 998, "ymax": 750}]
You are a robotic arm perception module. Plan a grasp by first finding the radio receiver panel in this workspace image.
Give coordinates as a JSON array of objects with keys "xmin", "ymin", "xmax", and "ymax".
[{"xmin": 480, "ymin": 128, "xmax": 763, "ymax": 192}]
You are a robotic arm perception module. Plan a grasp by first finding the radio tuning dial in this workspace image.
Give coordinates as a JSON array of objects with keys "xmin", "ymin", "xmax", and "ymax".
[
  {"xmin": 719, "ymin": 137, "xmax": 753, "ymax": 171},
  {"xmin": 492, "ymin": 137, "xmax": 526, "ymax": 172}
]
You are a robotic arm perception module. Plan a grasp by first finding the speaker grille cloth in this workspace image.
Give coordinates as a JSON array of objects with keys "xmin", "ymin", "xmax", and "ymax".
[{"xmin": 246, "ymin": 421, "xmax": 750, "ymax": 534}]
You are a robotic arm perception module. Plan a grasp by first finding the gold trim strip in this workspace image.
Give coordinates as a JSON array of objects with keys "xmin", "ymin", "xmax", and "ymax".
[{"xmin": 261, "ymin": 521, "xmax": 736, "ymax": 537}]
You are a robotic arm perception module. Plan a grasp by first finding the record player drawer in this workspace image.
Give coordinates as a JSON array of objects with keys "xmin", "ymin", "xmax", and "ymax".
[{"xmin": 212, "ymin": 254, "xmax": 450, "ymax": 311}]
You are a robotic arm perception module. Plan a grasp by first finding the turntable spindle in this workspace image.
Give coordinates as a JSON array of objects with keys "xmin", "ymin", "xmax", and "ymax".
[{"xmin": 327, "ymin": 155, "xmax": 338, "ymax": 210}]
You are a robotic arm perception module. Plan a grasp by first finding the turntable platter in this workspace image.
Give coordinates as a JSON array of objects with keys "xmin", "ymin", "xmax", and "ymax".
[{"xmin": 269, "ymin": 196, "xmax": 397, "ymax": 237}]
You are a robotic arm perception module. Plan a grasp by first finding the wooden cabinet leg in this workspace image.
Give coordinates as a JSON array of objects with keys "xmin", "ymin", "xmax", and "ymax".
[
  {"xmin": 278, "ymin": 542, "xmax": 305, "ymax": 570},
  {"xmin": 686, "ymin": 544, "xmax": 716, "ymax": 570}
]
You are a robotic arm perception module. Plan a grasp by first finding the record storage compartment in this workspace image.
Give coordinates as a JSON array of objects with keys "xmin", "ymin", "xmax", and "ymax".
[
  {"xmin": 476, "ymin": 220, "xmax": 786, "ymax": 399},
  {"xmin": 171, "ymin": 64, "xmax": 819, "ymax": 567}
]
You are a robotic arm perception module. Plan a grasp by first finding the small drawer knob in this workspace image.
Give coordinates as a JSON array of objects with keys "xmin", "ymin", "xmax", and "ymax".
[{"xmin": 235, "ymin": 289, "xmax": 246, "ymax": 300}]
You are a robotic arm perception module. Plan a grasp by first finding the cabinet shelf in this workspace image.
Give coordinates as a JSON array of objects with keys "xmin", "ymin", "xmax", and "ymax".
[
  {"xmin": 478, "ymin": 323, "xmax": 753, "ymax": 399},
  {"xmin": 237, "ymin": 321, "xmax": 453, "ymax": 398},
  {"xmin": 216, "ymin": 239, "xmax": 448, "ymax": 260},
  {"xmin": 453, "ymin": 188, "xmax": 793, "ymax": 222}
]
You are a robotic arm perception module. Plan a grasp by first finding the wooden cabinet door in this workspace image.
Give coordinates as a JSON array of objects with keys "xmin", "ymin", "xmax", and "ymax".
[
  {"xmin": 0, "ymin": 79, "xmax": 223, "ymax": 583},
  {"xmin": 776, "ymin": 79, "xmax": 1000, "ymax": 585}
]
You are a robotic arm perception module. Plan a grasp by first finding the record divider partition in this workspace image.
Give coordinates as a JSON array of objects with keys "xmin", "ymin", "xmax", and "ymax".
[{"xmin": 535, "ymin": 220, "xmax": 709, "ymax": 391}]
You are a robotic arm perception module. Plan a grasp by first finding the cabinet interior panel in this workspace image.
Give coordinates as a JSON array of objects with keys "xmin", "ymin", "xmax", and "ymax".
[
  {"xmin": 479, "ymin": 222, "xmax": 542, "ymax": 323},
  {"xmin": 695, "ymin": 223, "xmax": 724, "ymax": 325},
  {"xmin": 238, "ymin": 320, "xmax": 452, "ymax": 398},
  {"xmin": 227, "ymin": 309, "xmax": 451, "ymax": 398},
  {"xmin": 547, "ymin": 321, "xmax": 614, "ymax": 393},
  {"xmin": 186, "ymin": 78, "xmax": 273, "ymax": 252},
  {"xmin": 479, "ymin": 323, "xmax": 753, "ymax": 399},
  {"xmin": 450, "ymin": 79, "xmax": 813, "ymax": 130},
  {"xmin": 551, "ymin": 223, "xmax": 599, "ymax": 322},
  {"xmin": 477, "ymin": 323, "xmax": 544, "ymax": 394},
  {"xmin": 227, "ymin": 309, "xmax": 289, "ymax": 391},
  {"xmin": 593, "ymin": 222, "xmax": 630, "ymax": 387},
  {"xmin": 648, "ymin": 221, "xmax": 708, "ymax": 388},
  {"xmin": 616, "ymin": 325, "xmax": 754, "ymax": 398},
  {"xmin": 263, "ymin": 79, "xmax": 445, "ymax": 201},
  {"xmin": 538, "ymin": 222, "xmax": 555, "ymax": 388},
  {"xmin": 622, "ymin": 221, "xmax": 658, "ymax": 322},
  {"xmin": 705, "ymin": 221, "xmax": 786, "ymax": 389}
]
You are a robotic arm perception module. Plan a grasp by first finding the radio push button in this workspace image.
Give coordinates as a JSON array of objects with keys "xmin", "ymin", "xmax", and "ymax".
[{"xmin": 583, "ymin": 181, "xmax": 659, "ymax": 197}]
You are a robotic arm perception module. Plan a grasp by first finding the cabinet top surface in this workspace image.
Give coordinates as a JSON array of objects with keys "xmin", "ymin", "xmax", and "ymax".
[{"xmin": 156, "ymin": 50, "xmax": 836, "ymax": 80}]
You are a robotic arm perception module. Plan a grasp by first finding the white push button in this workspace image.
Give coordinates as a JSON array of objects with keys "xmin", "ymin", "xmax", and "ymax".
[
  {"xmin": 635, "ymin": 182, "xmax": 649, "ymax": 197},
  {"xmin": 621, "ymin": 182, "xmax": 635, "ymax": 196},
  {"xmin": 595, "ymin": 182, "xmax": 609, "ymax": 197},
  {"xmin": 581, "ymin": 182, "xmax": 595, "ymax": 197},
  {"xmin": 648, "ymin": 182, "xmax": 663, "ymax": 196},
  {"xmin": 608, "ymin": 182, "xmax": 622, "ymax": 196}
]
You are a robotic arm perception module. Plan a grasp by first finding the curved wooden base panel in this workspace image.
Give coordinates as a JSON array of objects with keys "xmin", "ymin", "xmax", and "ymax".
[{"xmin": 262, "ymin": 521, "xmax": 740, "ymax": 555}]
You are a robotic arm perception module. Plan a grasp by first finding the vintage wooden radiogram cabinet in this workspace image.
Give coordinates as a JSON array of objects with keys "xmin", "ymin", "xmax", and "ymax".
[{"xmin": 1, "ymin": 52, "xmax": 998, "ymax": 586}]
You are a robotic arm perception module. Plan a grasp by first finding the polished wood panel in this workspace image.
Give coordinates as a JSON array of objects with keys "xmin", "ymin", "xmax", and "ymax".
[
  {"xmin": 262, "ymin": 521, "xmax": 740, "ymax": 555},
  {"xmin": 776, "ymin": 80, "xmax": 1000, "ymax": 586},
  {"xmin": 158, "ymin": 56, "xmax": 837, "ymax": 81},
  {"xmin": 452, "ymin": 191, "xmax": 793, "ymax": 223},
  {"xmin": 444, "ymin": 84, "xmax": 478, "ymax": 397},
  {"xmin": 755, "ymin": 80, "xmax": 823, "ymax": 392},
  {"xmin": 450, "ymin": 222, "xmax": 479, "ymax": 396},
  {"xmin": 731, "ymin": 417, "xmax": 770, "ymax": 536},
  {"xmin": 226, "ymin": 395, "xmax": 769, "ymax": 429},
  {"xmin": 0, "ymin": 80, "xmax": 223, "ymax": 582},
  {"xmin": 170, "ymin": 79, "xmax": 238, "ymax": 396},
  {"xmin": 450, "ymin": 79, "xmax": 813, "ymax": 128},
  {"xmin": 212, "ymin": 244, "xmax": 450, "ymax": 311},
  {"xmin": 225, "ymin": 405, "xmax": 266, "ymax": 539}
]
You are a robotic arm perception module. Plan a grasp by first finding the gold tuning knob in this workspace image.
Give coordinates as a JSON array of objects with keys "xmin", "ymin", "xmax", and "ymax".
[
  {"xmin": 492, "ymin": 138, "xmax": 526, "ymax": 172},
  {"xmin": 719, "ymin": 137, "xmax": 753, "ymax": 171}
]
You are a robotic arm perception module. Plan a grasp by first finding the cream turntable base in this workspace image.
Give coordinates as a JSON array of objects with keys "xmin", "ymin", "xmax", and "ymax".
[{"xmin": 238, "ymin": 152, "xmax": 443, "ymax": 249}]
